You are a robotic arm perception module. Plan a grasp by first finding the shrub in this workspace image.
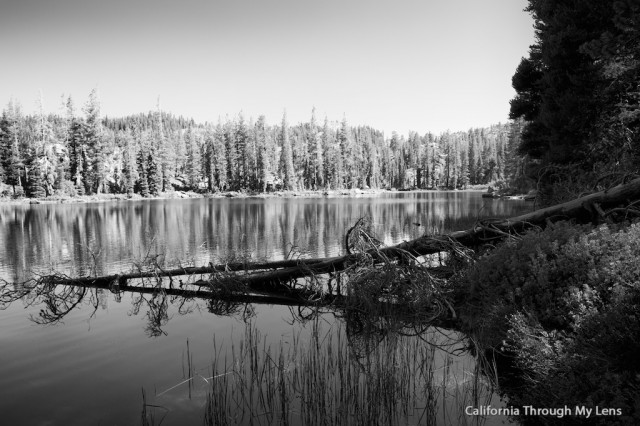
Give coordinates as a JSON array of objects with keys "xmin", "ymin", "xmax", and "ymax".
[
  {"xmin": 457, "ymin": 221, "xmax": 640, "ymax": 424},
  {"xmin": 56, "ymin": 180, "xmax": 78, "ymax": 197}
]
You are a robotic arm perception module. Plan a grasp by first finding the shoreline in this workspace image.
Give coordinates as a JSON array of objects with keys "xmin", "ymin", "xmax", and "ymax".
[{"xmin": 0, "ymin": 187, "xmax": 491, "ymax": 206}]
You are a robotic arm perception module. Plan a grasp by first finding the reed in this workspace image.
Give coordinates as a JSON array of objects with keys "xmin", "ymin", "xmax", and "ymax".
[
  {"xmin": 140, "ymin": 388, "xmax": 168, "ymax": 426},
  {"xmin": 202, "ymin": 320, "xmax": 497, "ymax": 426}
]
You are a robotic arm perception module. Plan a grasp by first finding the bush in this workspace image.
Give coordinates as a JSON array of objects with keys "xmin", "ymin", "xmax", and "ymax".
[
  {"xmin": 457, "ymin": 221, "xmax": 640, "ymax": 424},
  {"xmin": 56, "ymin": 180, "xmax": 78, "ymax": 197}
]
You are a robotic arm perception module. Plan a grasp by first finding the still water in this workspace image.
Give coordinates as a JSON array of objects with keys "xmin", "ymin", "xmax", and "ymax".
[{"xmin": 0, "ymin": 192, "xmax": 530, "ymax": 425}]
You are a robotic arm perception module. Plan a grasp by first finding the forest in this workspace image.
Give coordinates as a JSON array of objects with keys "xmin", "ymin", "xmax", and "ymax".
[{"xmin": 0, "ymin": 92, "xmax": 528, "ymax": 199}]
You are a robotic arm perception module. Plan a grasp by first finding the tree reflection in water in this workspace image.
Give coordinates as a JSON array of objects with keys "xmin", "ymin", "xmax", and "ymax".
[{"xmin": 2, "ymin": 279, "xmax": 95, "ymax": 325}]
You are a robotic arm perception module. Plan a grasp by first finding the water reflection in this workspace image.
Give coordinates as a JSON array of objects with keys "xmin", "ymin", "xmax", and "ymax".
[
  {"xmin": 0, "ymin": 193, "xmax": 526, "ymax": 425},
  {"xmin": 1, "ymin": 277, "xmax": 504, "ymax": 425},
  {"xmin": 0, "ymin": 193, "xmax": 530, "ymax": 282},
  {"xmin": 1, "ymin": 269, "xmax": 449, "ymax": 342}
]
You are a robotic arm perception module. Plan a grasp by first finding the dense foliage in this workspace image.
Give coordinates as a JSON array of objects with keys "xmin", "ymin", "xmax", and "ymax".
[
  {"xmin": 457, "ymin": 221, "xmax": 640, "ymax": 424},
  {"xmin": 0, "ymin": 93, "xmax": 529, "ymax": 198},
  {"xmin": 510, "ymin": 0, "xmax": 640, "ymax": 204}
]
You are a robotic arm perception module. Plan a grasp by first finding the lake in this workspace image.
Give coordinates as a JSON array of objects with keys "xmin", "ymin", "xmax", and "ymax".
[{"xmin": 0, "ymin": 192, "xmax": 531, "ymax": 425}]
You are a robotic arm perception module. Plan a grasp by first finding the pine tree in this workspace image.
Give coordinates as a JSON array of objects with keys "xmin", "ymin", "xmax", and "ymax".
[
  {"xmin": 120, "ymin": 129, "xmax": 137, "ymax": 196},
  {"xmin": 69, "ymin": 118, "xmax": 87, "ymax": 193},
  {"xmin": 510, "ymin": 0, "xmax": 616, "ymax": 165},
  {"xmin": 245, "ymin": 118, "xmax": 258, "ymax": 190},
  {"xmin": 153, "ymin": 100, "xmax": 171, "ymax": 192},
  {"xmin": 1, "ymin": 100, "xmax": 25, "ymax": 195},
  {"xmin": 134, "ymin": 128, "xmax": 150, "ymax": 197},
  {"xmin": 223, "ymin": 118, "xmax": 238, "ymax": 190},
  {"xmin": 504, "ymin": 118, "xmax": 529, "ymax": 191},
  {"xmin": 337, "ymin": 116, "xmax": 352, "ymax": 188},
  {"xmin": 184, "ymin": 126, "xmax": 201, "ymax": 191},
  {"xmin": 407, "ymin": 131, "xmax": 422, "ymax": 187},
  {"xmin": 26, "ymin": 160, "xmax": 46, "ymax": 197},
  {"xmin": 213, "ymin": 120, "xmax": 228, "ymax": 191},
  {"xmin": 0, "ymin": 111, "xmax": 11, "ymax": 186},
  {"xmin": 389, "ymin": 132, "xmax": 405, "ymax": 188},
  {"xmin": 291, "ymin": 124, "xmax": 309, "ymax": 189},
  {"xmin": 147, "ymin": 146, "xmax": 161, "ymax": 196},
  {"xmin": 481, "ymin": 129, "xmax": 497, "ymax": 183},
  {"xmin": 279, "ymin": 112, "xmax": 295, "ymax": 190},
  {"xmin": 82, "ymin": 89, "xmax": 103, "ymax": 194},
  {"xmin": 322, "ymin": 117, "xmax": 339, "ymax": 189},
  {"xmin": 52, "ymin": 98, "xmax": 72, "ymax": 191},
  {"xmin": 306, "ymin": 108, "xmax": 324, "ymax": 189},
  {"xmin": 467, "ymin": 129, "xmax": 477, "ymax": 185},
  {"xmin": 474, "ymin": 129, "xmax": 484, "ymax": 184},
  {"xmin": 359, "ymin": 127, "xmax": 377, "ymax": 189},
  {"xmin": 429, "ymin": 136, "xmax": 440, "ymax": 188},
  {"xmin": 136, "ymin": 147, "xmax": 150, "ymax": 197},
  {"xmin": 63, "ymin": 96, "xmax": 74, "ymax": 150},
  {"xmin": 495, "ymin": 126, "xmax": 508, "ymax": 181},
  {"xmin": 255, "ymin": 115, "xmax": 272, "ymax": 192},
  {"xmin": 459, "ymin": 136, "xmax": 470, "ymax": 189},
  {"xmin": 33, "ymin": 91, "xmax": 60, "ymax": 196},
  {"xmin": 235, "ymin": 112, "xmax": 249, "ymax": 188},
  {"xmin": 441, "ymin": 133, "xmax": 453, "ymax": 188},
  {"xmin": 203, "ymin": 124, "xmax": 216, "ymax": 192}
]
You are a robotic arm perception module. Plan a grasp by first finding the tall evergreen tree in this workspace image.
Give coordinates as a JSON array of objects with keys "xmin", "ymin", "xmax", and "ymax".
[
  {"xmin": 136, "ymin": 149, "xmax": 150, "ymax": 197},
  {"xmin": 337, "ymin": 116, "xmax": 353, "ymax": 188},
  {"xmin": 203, "ymin": 124, "xmax": 216, "ymax": 192},
  {"xmin": 245, "ymin": 118, "xmax": 258, "ymax": 190},
  {"xmin": 235, "ymin": 112, "xmax": 249, "ymax": 188},
  {"xmin": 322, "ymin": 117, "xmax": 340, "ymax": 189},
  {"xmin": 134, "ymin": 126, "xmax": 151, "ymax": 197},
  {"xmin": 0, "ymin": 100, "xmax": 25, "ymax": 194},
  {"xmin": 307, "ymin": 108, "xmax": 324, "ymax": 189},
  {"xmin": 255, "ymin": 115, "xmax": 272, "ymax": 192},
  {"xmin": 223, "ymin": 118, "xmax": 238, "ymax": 189},
  {"xmin": 213, "ymin": 120, "xmax": 228, "ymax": 191},
  {"xmin": 279, "ymin": 112, "xmax": 295, "ymax": 190},
  {"xmin": 428, "ymin": 136, "xmax": 440, "ymax": 188},
  {"xmin": 467, "ymin": 129, "xmax": 477, "ymax": 185},
  {"xmin": 82, "ymin": 89, "xmax": 103, "ymax": 194},
  {"xmin": 153, "ymin": 100, "xmax": 172, "ymax": 192},
  {"xmin": 69, "ymin": 118, "xmax": 88, "ymax": 193},
  {"xmin": 184, "ymin": 126, "xmax": 201, "ymax": 191},
  {"xmin": 147, "ymin": 146, "xmax": 161, "ymax": 196},
  {"xmin": 510, "ymin": 0, "xmax": 634, "ymax": 171},
  {"xmin": 407, "ymin": 131, "xmax": 422, "ymax": 187},
  {"xmin": 120, "ymin": 129, "xmax": 137, "ymax": 195}
]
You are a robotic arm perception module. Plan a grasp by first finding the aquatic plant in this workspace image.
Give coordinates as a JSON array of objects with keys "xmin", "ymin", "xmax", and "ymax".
[{"xmin": 199, "ymin": 320, "xmax": 496, "ymax": 426}]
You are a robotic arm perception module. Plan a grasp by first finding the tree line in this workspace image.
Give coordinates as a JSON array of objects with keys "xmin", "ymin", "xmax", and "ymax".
[{"xmin": 0, "ymin": 92, "xmax": 527, "ymax": 198}]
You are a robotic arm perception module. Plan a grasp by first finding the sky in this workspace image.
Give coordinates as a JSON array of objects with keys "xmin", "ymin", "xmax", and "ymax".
[{"xmin": 0, "ymin": 0, "xmax": 535, "ymax": 136}]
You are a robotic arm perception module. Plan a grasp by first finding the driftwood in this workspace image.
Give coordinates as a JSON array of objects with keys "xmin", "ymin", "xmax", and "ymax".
[{"xmin": 42, "ymin": 177, "xmax": 640, "ymax": 295}]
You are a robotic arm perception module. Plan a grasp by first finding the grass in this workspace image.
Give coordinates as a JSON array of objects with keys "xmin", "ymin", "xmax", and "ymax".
[
  {"xmin": 205, "ymin": 321, "xmax": 499, "ymax": 426},
  {"xmin": 142, "ymin": 317, "xmax": 504, "ymax": 426}
]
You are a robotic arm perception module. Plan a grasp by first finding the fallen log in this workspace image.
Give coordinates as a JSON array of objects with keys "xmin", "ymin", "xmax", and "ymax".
[
  {"xmin": 388, "ymin": 176, "xmax": 640, "ymax": 258},
  {"xmin": 41, "ymin": 176, "xmax": 640, "ymax": 291},
  {"xmin": 40, "ymin": 257, "xmax": 337, "ymax": 288}
]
